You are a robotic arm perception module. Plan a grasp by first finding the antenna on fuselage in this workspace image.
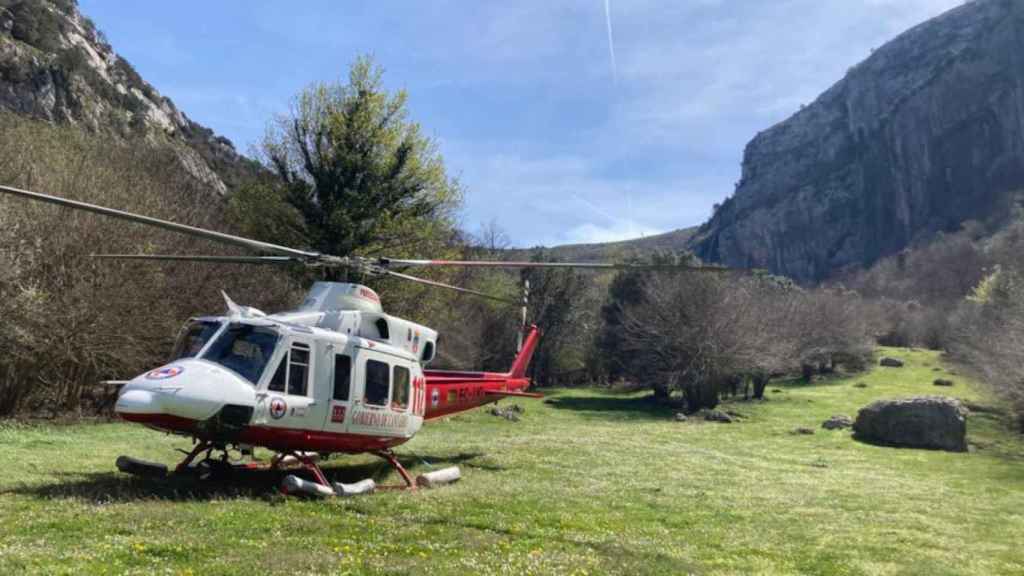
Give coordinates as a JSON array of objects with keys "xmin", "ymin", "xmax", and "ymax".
[{"xmin": 517, "ymin": 278, "xmax": 530, "ymax": 352}]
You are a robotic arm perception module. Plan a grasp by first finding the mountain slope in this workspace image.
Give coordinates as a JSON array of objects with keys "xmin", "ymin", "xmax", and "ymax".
[
  {"xmin": 0, "ymin": 0, "xmax": 260, "ymax": 192},
  {"xmin": 691, "ymin": 0, "xmax": 1024, "ymax": 281},
  {"xmin": 514, "ymin": 226, "xmax": 697, "ymax": 262}
]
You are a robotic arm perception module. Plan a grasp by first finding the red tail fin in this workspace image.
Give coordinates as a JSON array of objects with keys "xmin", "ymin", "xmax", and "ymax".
[{"xmin": 508, "ymin": 325, "xmax": 541, "ymax": 379}]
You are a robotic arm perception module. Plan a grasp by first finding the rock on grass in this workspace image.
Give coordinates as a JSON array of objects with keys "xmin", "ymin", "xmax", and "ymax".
[
  {"xmin": 853, "ymin": 396, "xmax": 968, "ymax": 452},
  {"xmin": 822, "ymin": 415, "xmax": 853, "ymax": 430},
  {"xmin": 698, "ymin": 409, "xmax": 734, "ymax": 423}
]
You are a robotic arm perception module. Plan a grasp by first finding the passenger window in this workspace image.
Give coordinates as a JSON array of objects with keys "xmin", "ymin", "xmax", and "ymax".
[
  {"xmin": 392, "ymin": 366, "xmax": 410, "ymax": 410},
  {"xmin": 288, "ymin": 345, "xmax": 310, "ymax": 396},
  {"xmin": 333, "ymin": 354, "xmax": 351, "ymax": 401},
  {"xmin": 364, "ymin": 359, "xmax": 390, "ymax": 406}
]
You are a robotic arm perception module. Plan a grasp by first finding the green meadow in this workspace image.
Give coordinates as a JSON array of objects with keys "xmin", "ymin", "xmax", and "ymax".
[{"xmin": 1, "ymin": 347, "xmax": 1022, "ymax": 575}]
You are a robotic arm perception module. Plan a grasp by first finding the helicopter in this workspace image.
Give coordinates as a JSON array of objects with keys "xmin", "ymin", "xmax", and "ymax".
[{"xmin": 0, "ymin": 184, "xmax": 724, "ymax": 496}]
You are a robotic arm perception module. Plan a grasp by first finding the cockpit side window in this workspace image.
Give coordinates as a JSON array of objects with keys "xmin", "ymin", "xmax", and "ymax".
[
  {"xmin": 265, "ymin": 343, "xmax": 312, "ymax": 397},
  {"xmin": 202, "ymin": 323, "xmax": 279, "ymax": 386},
  {"xmin": 268, "ymin": 356, "xmax": 286, "ymax": 392},
  {"xmin": 171, "ymin": 320, "xmax": 222, "ymax": 361},
  {"xmin": 288, "ymin": 345, "xmax": 311, "ymax": 396}
]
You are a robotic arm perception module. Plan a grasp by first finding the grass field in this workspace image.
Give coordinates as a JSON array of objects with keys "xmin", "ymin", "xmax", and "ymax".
[{"xmin": 1, "ymin": 347, "xmax": 1023, "ymax": 575}]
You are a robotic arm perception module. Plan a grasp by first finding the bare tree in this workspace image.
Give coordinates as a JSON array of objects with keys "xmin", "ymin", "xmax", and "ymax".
[
  {"xmin": 611, "ymin": 271, "xmax": 871, "ymax": 411},
  {"xmin": 0, "ymin": 114, "xmax": 301, "ymax": 415}
]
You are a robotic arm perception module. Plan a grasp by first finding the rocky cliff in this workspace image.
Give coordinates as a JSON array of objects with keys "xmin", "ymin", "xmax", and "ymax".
[
  {"xmin": 0, "ymin": 0, "xmax": 260, "ymax": 193},
  {"xmin": 692, "ymin": 0, "xmax": 1024, "ymax": 282}
]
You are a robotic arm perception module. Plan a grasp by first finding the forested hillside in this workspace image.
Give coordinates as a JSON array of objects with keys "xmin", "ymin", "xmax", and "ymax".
[
  {"xmin": 0, "ymin": 114, "xmax": 301, "ymax": 415},
  {"xmin": 0, "ymin": 0, "xmax": 261, "ymax": 192},
  {"xmin": 509, "ymin": 226, "xmax": 697, "ymax": 262}
]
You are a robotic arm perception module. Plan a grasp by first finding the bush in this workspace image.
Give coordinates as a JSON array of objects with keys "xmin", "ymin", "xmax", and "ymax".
[{"xmin": 6, "ymin": 0, "xmax": 63, "ymax": 52}]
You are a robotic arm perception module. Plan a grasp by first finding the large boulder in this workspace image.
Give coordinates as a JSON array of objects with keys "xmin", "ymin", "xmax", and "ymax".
[{"xmin": 853, "ymin": 396, "xmax": 968, "ymax": 452}]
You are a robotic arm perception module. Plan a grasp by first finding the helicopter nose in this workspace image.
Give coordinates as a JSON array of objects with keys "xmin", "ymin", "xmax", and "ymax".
[{"xmin": 115, "ymin": 360, "xmax": 256, "ymax": 424}]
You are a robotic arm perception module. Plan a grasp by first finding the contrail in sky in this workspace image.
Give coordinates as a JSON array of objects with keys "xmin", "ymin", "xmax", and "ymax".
[
  {"xmin": 604, "ymin": 0, "xmax": 617, "ymax": 83},
  {"xmin": 570, "ymin": 192, "xmax": 618, "ymax": 223}
]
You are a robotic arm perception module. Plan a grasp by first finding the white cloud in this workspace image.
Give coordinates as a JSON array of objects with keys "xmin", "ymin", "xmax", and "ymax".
[
  {"xmin": 442, "ymin": 138, "xmax": 721, "ymax": 247},
  {"xmin": 562, "ymin": 221, "xmax": 665, "ymax": 245}
]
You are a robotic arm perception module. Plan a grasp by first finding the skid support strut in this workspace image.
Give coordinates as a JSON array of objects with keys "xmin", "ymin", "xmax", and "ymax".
[
  {"xmin": 374, "ymin": 450, "xmax": 417, "ymax": 491},
  {"xmin": 174, "ymin": 441, "xmax": 213, "ymax": 474},
  {"xmin": 273, "ymin": 451, "xmax": 330, "ymax": 487}
]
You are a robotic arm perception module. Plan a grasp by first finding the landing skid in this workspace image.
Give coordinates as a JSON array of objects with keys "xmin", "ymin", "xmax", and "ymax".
[
  {"xmin": 115, "ymin": 455, "xmax": 169, "ymax": 478},
  {"xmin": 116, "ymin": 441, "xmax": 262, "ymax": 482},
  {"xmin": 116, "ymin": 444, "xmax": 455, "ymax": 497}
]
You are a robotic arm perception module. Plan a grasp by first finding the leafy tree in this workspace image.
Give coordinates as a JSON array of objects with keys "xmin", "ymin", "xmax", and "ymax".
[{"xmin": 233, "ymin": 56, "xmax": 461, "ymax": 278}]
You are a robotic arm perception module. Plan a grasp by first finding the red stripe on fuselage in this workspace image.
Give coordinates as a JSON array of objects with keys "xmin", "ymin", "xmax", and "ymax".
[{"xmin": 118, "ymin": 412, "xmax": 409, "ymax": 453}]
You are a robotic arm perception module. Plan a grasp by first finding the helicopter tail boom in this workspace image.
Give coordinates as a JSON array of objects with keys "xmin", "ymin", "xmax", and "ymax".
[
  {"xmin": 421, "ymin": 325, "xmax": 542, "ymax": 421},
  {"xmin": 509, "ymin": 325, "xmax": 541, "ymax": 379}
]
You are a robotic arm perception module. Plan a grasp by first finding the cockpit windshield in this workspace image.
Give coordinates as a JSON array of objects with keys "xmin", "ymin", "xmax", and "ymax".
[
  {"xmin": 171, "ymin": 320, "xmax": 223, "ymax": 361},
  {"xmin": 201, "ymin": 323, "xmax": 280, "ymax": 385}
]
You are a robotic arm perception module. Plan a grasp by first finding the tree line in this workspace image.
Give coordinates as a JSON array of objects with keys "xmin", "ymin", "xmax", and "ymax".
[
  {"xmin": 3, "ymin": 55, "xmax": 1019, "ymax": 428},
  {"xmin": 835, "ymin": 205, "xmax": 1024, "ymax": 430}
]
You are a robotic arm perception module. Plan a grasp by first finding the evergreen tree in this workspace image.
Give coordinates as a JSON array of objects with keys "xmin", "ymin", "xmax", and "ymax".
[{"xmin": 232, "ymin": 56, "xmax": 461, "ymax": 277}]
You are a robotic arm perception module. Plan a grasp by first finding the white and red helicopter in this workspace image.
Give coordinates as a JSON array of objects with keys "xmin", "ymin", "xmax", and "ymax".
[{"xmin": 0, "ymin": 184, "xmax": 721, "ymax": 496}]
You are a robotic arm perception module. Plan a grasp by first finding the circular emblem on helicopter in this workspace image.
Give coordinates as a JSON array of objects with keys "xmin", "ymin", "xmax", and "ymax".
[
  {"xmin": 431, "ymin": 388, "xmax": 440, "ymax": 408},
  {"xmin": 145, "ymin": 365, "xmax": 184, "ymax": 380},
  {"xmin": 269, "ymin": 397, "xmax": 287, "ymax": 420}
]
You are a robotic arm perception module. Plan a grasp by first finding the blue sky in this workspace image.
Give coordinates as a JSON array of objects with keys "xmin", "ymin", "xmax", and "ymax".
[{"xmin": 79, "ymin": 0, "xmax": 961, "ymax": 247}]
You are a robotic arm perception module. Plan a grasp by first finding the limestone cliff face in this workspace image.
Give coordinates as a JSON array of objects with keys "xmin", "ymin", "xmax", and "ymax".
[
  {"xmin": 0, "ymin": 0, "xmax": 260, "ymax": 193},
  {"xmin": 692, "ymin": 0, "xmax": 1024, "ymax": 282}
]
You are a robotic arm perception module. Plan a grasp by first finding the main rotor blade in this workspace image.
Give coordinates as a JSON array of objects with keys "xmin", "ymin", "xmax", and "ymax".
[
  {"xmin": 382, "ymin": 269, "xmax": 518, "ymax": 304},
  {"xmin": 92, "ymin": 254, "xmax": 305, "ymax": 265},
  {"xmin": 380, "ymin": 258, "xmax": 728, "ymax": 272},
  {"xmin": 0, "ymin": 184, "xmax": 322, "ymax": 260}
]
